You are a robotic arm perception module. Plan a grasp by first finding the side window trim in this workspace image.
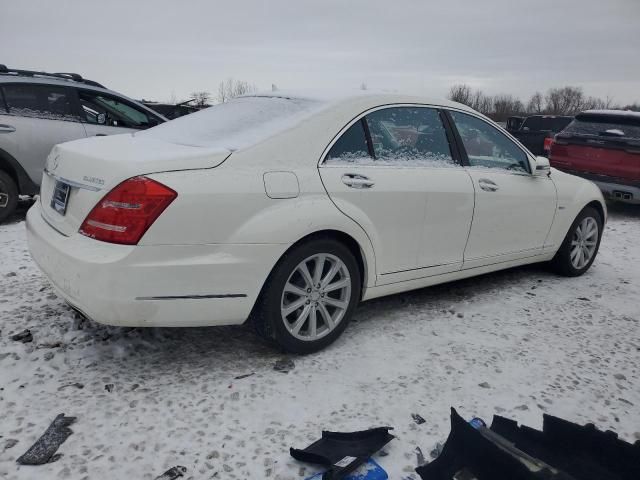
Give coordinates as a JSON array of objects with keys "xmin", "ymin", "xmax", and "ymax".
[
  {"xmin": 361, "ymin": 117, "xmax": 376, "ymax": 159},
  {"xmin": 443, "ymin": 107, "xmax": 534, "ymax": 174},
  {"xmin": 0, "ymin": 87, "xmax": 8, "ymax": 113},
  {"xmin": 438, "ymin": 109, "xmax": 465, "ymax": 166},
  {"xmin": 320, "ymin": 103, "xmax": 464, "ymax": 167}
]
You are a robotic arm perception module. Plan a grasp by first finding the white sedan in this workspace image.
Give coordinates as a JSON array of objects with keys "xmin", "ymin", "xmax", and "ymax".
[{"xmin": 26, "ymin": 92, "xmax": 606, "ymax": 353}]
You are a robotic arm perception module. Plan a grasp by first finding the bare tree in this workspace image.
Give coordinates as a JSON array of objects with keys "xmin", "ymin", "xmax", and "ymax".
[
  {"xmin": 190, "ymin": 91, "xmax": 212, "ymax": 107},
  {"xmin": 621, "ymin": 102, "xmax": 640, "ymax": 112},
  {"xmin": 448, "ymin": 82, "xmax": 625, "ymax": 119},
  {"xmin": 583, "ymin": 96, "xmax": 607, "ymax": 110},
  {"xmin": 216, "ymin": 78, "xmax": 257, "ymax": 103},
  {"xmin": 492, "ymin": 95, "xmax": 524, "ymax": 121},
  {"xmin": 526, "ymin": 92, "xmax": 544, "ymax": 114},
  {"xmin": 471, "ymin": 90, "xmax": 494, "ymax": 115},
  {"xmin": 448, "ymin": 84, "xmax": 473, "ymax": 106},
  {"xmin": 544, "ymin": 86, "xmax": 586, "ymax": 115},
  {"xmin": 448, "ymin": 84, "xmax": 494, "ymax": 115},
  {"xmin": 604, "ymin": 95, "xmax": 615, "ymax": 109}
]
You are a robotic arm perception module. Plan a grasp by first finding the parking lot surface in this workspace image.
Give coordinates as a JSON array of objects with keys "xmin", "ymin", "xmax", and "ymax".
[{"xmin": 0, "ymin": 202, "xmax": 639, "ymax": 479}]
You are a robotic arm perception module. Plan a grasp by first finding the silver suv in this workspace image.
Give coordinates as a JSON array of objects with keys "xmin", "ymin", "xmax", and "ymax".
[{"xmin": 0, "ymin": 66, "xmax": 167, "ymax": 222}]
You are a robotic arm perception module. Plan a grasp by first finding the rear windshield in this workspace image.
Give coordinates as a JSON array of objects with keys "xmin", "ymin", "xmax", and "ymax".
[
  {"xmin": 139, "ymin": 96, "xmax": 323, "ymax": 149},
  {"xmin": 562, "ymin": 115, "xmax": 640, "ymax": 139},
  {"xmin": 520, "ymin": 116, "xmax": 573, "ymax": 132}
]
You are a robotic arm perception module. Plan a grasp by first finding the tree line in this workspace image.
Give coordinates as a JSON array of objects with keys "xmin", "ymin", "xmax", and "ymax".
[
  {"xmin": 448, "ymin": 84, "xmax": 639, "ymax": 122},
  {"xmin": 187, "ymin": 80, "xmax": 639, "ymax": 121},
  {"xmin": 189, "ymin": 78, "xmax": 257, "ymax": 107}
]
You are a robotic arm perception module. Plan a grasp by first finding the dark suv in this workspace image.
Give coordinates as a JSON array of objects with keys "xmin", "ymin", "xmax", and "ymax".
[
  {"xmin": 549, "ymin": 110, "xmax": 640, "ymax": 204},
  {"xmin": 0, "ymin": 66, "xmax": 166, "ymax": 222}
]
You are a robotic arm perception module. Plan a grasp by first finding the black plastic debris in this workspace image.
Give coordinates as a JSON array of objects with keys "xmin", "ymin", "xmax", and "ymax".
[
  {"xmin": 57, "ymin": 382, "xmax": 84, "ymax": 391},
  {"xmin": 17, "ymin": 414, "xmax": 76, "ymax": 465},
  {"xmin": 154, "ymin": 465, "xmax": 187, "ymax": 480},
  {"xmin": 412, "ymin": 414, "xmax": 426, "ymax": 425},
  {"xmin": 291, "ymin": 427, "xmax": 394, "ymax": 480},
  {"xmin": 10, "ymin": 329, "xmax": 33, "ymax": 343},
  {"xmin": 274, "ymin": 358, "xmax": 295, "ymax": 373},
  {"xmin": 416, "ymin": 408, "xmax": 640, "ymax": 480}
]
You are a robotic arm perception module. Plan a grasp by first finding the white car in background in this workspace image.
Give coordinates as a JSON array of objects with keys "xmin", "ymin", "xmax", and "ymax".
[{"xmin": 26, "ymin": 92, "xmax": 606, "ymax": 353}]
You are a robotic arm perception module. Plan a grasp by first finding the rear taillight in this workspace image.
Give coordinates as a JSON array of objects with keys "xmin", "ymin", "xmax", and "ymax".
[
  {"xmin": 79, "ymin": 176, "xmax": 177, "ymax": 245},
  {"xmin": 543, "ymin": 137, "xmax": 554, "ymax": 152}
]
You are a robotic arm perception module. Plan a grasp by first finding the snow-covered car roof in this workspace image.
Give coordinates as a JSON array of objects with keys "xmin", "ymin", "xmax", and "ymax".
[
  {"xmin": 139, "ymin": 90, "xmax": 476, "ymax": 151},
  {"xmin": 580, "ymin": 109, "xmax": 640, "ymax": 119}
]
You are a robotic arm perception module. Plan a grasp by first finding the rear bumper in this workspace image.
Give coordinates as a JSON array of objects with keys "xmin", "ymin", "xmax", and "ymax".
[
  {"xmin": 26, "ymin": 201, "xmax": 287, "ymax": 327},
  {"xmin": 591, "ymin": 180, "xmax": 640, "ymax": 204},
  {"xmin": 553, "ymin": 168, "xmax": 640, "ymax": 204}
]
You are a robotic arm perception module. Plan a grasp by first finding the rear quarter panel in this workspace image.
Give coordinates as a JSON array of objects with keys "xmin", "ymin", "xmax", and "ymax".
[{"xmin": 144, "ymin": 150, "xmax": 377, "ymax": 288}]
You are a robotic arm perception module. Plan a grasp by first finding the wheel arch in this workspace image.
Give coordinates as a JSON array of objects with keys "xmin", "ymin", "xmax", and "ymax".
[
  {"xmin": 247, "ymin": 228, "xmax": 372, "ymax": 339},
  {"xmin": 585, "ymin": 199, "xmax": 606, "ymax": 225},
  {"xmin": 0, "ymin": 147, "xmax": 38, "ymax": 195},
  {"xmin": 262, "ymin": 229, "xmax": 370, "ymax": 303}
]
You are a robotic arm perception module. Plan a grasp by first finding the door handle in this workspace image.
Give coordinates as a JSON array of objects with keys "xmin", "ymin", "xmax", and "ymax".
[
  {"xmin": 478, "ymin": 178, "xmax": 499, "ymax": 192},
  {"xmin": 94, "ymin": 134, "xmax": 107, "ymax": 137},
  {"xmin": 341, "ymin": 173, "xmax": 375, "ymax": 189},
  {"xmin": 0, "ymin": 124, "xmax": 16, "ymax": 133}
]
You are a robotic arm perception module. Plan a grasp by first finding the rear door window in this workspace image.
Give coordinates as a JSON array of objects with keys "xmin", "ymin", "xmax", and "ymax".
[
  {"xmin": 365, "ymin": 107, "xmax": 455, "ymax": 166},
  {"xmin": 2, "ymin": 84, "xmax": 79, "ymax": 121},
  {"xmin": 326, "ymin": 106, "xmax": 456, "ymax": 167},
  {"xmin": 77, "ymin": 90, "xmax": 159, "ymax": 129}
]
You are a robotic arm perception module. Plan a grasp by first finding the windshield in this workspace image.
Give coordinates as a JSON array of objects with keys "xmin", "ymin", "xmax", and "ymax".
[{"xmin": 139, "ymin": 96, "xmax": 323, "ymax": 149}]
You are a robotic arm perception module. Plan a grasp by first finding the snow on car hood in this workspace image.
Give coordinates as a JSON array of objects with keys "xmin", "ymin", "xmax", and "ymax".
[{"xmin": 137, "ymin": 95, "xmax": 325, "ymax": 150}]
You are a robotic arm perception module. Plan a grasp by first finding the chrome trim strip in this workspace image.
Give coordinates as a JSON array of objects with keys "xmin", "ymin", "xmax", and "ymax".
[
  {"xmin": 44, "ymin": 168, "xmax": 102, "ymax": 192},
  {"xmin": 135, "ymin": 294, "xmax": 247, "ymax": 300}
]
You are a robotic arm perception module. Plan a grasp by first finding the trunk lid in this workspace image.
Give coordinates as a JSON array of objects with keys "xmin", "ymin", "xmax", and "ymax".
[{"xmin": 40, "ymin": 134, "xmax": 231, "ymax": 236}]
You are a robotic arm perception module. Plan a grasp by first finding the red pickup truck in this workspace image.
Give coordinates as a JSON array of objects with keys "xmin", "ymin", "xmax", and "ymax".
[{"xmin": 549, "ymin": 110, "xmax": 640, "ymax": 204}]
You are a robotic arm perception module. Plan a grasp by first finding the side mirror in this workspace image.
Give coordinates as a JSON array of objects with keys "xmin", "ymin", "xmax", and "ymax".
[{"xmin": 534, "ymin": 156, "xmax": 551, "ymax": 176}]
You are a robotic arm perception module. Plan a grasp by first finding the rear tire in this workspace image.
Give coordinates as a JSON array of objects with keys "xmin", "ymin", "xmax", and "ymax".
[
  {"xmin": 550, "ymin": 206, "xmax": 603, "ymax": 277},
  {"xmin": 0, "ymin": 170, "xmax": 18, "ymax": 223},
  {"xmin": 252, "ymin": 238, "xmax": 361, "ymax": 354}
]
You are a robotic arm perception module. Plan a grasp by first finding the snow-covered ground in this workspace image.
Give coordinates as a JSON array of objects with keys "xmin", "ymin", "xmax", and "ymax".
[{"xmin": 1, "ymin": 201, "xmax": 639, "ymax": 480}]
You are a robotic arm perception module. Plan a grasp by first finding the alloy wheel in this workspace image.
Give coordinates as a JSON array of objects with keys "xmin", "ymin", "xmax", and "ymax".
[
  {"xmin": 570, "ymin": 216, "xmax": 598, "ymax": 269},
  {"xmin": 280, "ymin": 253, "xmax": 352, "ymax": 342}
]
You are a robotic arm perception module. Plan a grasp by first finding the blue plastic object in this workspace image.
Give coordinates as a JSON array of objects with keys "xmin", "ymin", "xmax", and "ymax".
[
  {"xmin": 305, "ymin": 458, "xmax": 388, "ymax": 480},
  {"xmin": 469, "ymin": 417, "xmax": 487, "ymax": 429}
]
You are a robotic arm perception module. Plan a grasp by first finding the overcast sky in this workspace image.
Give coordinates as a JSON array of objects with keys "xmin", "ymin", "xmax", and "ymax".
[{"xmin": 2, "ymin": 0, "xmax": 639, "ymax": 104}]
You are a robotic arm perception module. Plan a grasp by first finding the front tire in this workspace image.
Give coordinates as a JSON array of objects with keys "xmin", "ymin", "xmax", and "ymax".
[
  {"xmin": 253, "ymin": 238, "xmax": 361, "ymax": 354},
  {"xmin": 0, "ymin": 170, "xmax": 19, "ymax": 223},
  {"xmin": 550, "ymin": 206, "xmax": 603, "ymax": 277}
]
